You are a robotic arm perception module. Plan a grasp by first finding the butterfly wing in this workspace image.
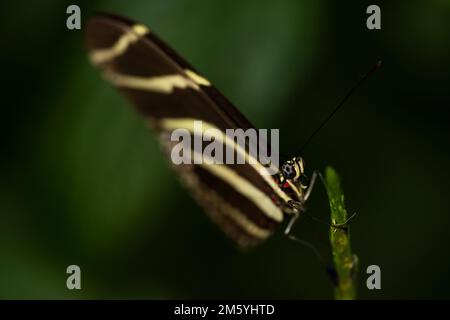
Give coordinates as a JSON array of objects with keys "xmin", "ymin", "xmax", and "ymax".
[{"xmin": 85, "ymin": 13, "xmax": 291, "ymax": 247}]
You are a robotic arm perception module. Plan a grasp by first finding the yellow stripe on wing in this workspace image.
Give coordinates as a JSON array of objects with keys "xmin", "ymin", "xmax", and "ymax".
[
  {"xmin": 195, "ymin": 152, "xmax": 275, "ymax": 238},
  {"xmin": 103, "ymin": 70, "xmax": 200, "ymax": 94},
  {"xmin": 89, "ymin": 24, "xmax": 149, "ymax": 65},
  {"xmin": 198, "ymin": 152, "xmax": 283, "ymax": 223},
  {"xmin": 185, "ymin": 69, "xmax": 211, "ymax": 86},
  {"xmin": 101, "ymin": 69, "xmax": 211, "ymax": 94},
  {"xmin": 159, "ymin": 118, "xmax": 292, "ymax": 211}
]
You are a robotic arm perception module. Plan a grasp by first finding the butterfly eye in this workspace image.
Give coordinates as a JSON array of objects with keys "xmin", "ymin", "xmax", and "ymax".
[
  {"xmin": 282, "ymin": 163, "xmax": 297, "ymax": 180},
  {"xmin": 299, "ymin": 174, "xmax": 309, "ymax": 187}
]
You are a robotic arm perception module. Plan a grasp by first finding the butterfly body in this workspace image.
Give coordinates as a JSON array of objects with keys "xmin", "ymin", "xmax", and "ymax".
[{"xmin": 85, "ymin": 13, "xmax": 312, "ymax": 247}]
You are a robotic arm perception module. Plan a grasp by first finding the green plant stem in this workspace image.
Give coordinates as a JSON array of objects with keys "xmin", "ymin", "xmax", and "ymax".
[{"xmin": 323, "ymin": 166, "xmax": 358, "ymax": 300}]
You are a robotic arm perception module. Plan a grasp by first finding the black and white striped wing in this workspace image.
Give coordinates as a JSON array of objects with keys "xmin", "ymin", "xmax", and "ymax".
[{"xmin": 85, "ymin": 13, "xmax": 292, "ymax": 247}]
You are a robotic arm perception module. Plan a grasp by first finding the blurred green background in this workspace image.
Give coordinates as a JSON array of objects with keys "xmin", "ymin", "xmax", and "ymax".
[{"xmin": 1, "ymin": 0, "xmax": 450, "ymax": 299}]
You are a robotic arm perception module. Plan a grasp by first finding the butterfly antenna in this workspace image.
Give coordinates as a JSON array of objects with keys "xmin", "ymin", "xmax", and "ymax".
[{"xmin": 298, "ymin": 60, "xmax": 382, "ymax": 154}]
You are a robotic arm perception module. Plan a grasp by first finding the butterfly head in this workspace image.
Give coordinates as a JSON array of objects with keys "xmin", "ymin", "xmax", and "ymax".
[{"xmin": 280, "ymin": 157, "xmax": 309, "ymax": 190}]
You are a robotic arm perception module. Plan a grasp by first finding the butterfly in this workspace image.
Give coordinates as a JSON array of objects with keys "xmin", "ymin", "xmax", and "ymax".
[{"xmin": 85, "ymin": 13, "xmax": 317, "ymax": 247}]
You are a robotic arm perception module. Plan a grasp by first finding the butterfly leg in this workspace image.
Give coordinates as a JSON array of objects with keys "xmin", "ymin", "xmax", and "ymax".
[
  {"xmin": 331, "ymin": 212, "xmax": 358, "ymax": 229},
  {"xmin": 303, "ymin": 170, "xmax": 318, "ymax": 201},
  {"xmin": 283, "ymin": 198, "xmax": 307, "ymax": 235},
  {"xmin": 284, "ymin": 211, "xmax": 300, "ymax": 235}
]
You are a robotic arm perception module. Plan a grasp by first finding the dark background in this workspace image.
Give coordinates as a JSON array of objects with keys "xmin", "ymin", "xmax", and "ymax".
[{"xmin": 1, "ymin": 0, "xmax": 450, "ymax": 299}]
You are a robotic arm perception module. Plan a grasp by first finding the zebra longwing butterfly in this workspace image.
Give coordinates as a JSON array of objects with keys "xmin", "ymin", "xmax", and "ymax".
[{"xmin": 85, "ymin": 13, "xmax": 315, "ymax": 247}]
